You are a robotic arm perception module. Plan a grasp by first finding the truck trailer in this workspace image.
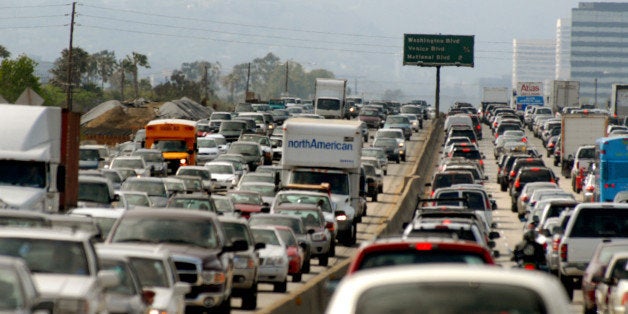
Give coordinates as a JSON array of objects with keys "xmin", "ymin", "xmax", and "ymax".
[
  {"xmin": 558, "ymin": 113, "xmax": 608, "ymax": 177},
  {"xmin": 314, "ymin": 78, "xmax": 348, "ymax": 119},
  {"xmin": 548, "ymin": 80, "xmax": 580, "ymax": 114},
  {"xmin": 610, "ymin": 83, "xmax": 628, "ymax": 118},
  {"xmin": 281, "ymin": 118, "xmax": 363, "ymax": 245},
  {"xmin": 0, "ymin": 104, "xmax": 63, "ymax": 212}
]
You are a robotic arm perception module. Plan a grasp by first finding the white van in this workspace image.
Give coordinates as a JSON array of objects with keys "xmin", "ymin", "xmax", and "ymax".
[{"xmin": 444, "ymin": 114, "xmax": 473, "ymax": 133}]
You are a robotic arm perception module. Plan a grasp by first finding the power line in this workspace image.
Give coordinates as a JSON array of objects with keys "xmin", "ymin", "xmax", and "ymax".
[
  {"xmin": 0, "ymin": 3, "xmax": 70, "ymax": 9},
  {"xmin": 0, "ymin": 24, "xmax": 67, "ymax": 30},
  {"xmin": 0, "ymin": 14, "xmax": 68, "ymax": 20}
]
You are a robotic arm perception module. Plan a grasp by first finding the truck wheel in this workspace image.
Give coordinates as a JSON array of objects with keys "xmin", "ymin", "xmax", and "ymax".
[
  {"xmin": 241, "ymin": 284, "xmax": 258, "ymax": 310},
  {"xmin": 560, "ymin": 274, "xmax": 574, "ymax": 300},
  {"xmin": 378, "ymin": 186, "xmax": 383, "ymax": 193},
  {"xmin": 292, "ymin": 272, "xmax": 302, "ymax": 283},
  {"xmin": 319, "ymin": 254, "xmax": 329, "ymax": 266},
  {"xmin": 274, "ymin": 280, "xmax": 287, "ymax": 293}
]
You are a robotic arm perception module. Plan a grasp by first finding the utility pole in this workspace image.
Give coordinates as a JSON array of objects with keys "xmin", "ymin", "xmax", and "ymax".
[
  {"xmin": 284, "ymin": 61, "xmax": 289, "ymax": 95},
  {"xmin": 201, "ymin": 63, "xmax": 208, "ymax": 104},
  {"xmin": 61, "ymin": 1, "xmax": 79, "ymax": 211},
  {"xmin": 245, "ymin": 62, "xmax": 251, "ymax": 94}
]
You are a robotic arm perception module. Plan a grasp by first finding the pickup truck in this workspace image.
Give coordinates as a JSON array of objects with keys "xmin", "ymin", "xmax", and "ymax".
[{"xmin": 558, "ymin": 203, "xmax": 628, "ymax": 300}]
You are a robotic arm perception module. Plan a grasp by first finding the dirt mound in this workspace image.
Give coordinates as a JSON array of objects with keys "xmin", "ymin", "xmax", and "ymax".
[{"xmin": 84, "ymin": 102, "xmax": 160, "ymax": 133}]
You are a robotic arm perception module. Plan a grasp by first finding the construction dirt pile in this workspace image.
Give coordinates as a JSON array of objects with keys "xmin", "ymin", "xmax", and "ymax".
[{"xmin": 82, "ymin": 102, "xmax": 160, "ymax": 137}]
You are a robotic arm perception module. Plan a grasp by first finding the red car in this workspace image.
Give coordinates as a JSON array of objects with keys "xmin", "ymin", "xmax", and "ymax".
[
  {"xmin": 346, "ymin": 236, "xmax": 495, "ymax": 275},
  {"xmin": 275, "ymin": 225, "xmax": 305, "ymax": 282},
  {"xmin": 227, "ymin": 190, "xmax": 269, "ymax": 219}
]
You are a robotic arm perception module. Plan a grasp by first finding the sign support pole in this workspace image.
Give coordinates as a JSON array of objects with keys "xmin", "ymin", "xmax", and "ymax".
[{"xmin": 435, "ymin": 66, "xmax": 441, "ymax": 116}]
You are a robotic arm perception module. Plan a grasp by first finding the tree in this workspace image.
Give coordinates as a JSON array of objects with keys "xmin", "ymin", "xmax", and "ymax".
[
  {"xmin": 0, "ymin": 45, "xmax": 10, "ymax": 59},
  {"xmin": 180, "ymin": 60, "xmax": 221, "ymax": 100},
  {"xmin": 91, "ymin": 50, "xmax": 117, "ymax": 90},
  {"xmin": 124, "ymin": 52, "xmax": 150, "ymax": 98},
  {"xmin": 0, "ymin": 54, "xmax": 41, "ymax": 102},
  {"xmin": 49, "ymin": 47, "xmax": 90, "ymax": 89}
]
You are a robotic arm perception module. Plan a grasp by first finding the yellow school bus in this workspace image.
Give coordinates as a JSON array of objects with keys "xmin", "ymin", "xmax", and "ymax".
[{"xmin": 145, "ymin": 119, "xmax": 196, "ymax": 174}]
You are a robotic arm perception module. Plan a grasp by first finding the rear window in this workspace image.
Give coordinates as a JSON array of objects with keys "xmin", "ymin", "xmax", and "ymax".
[
  {"xmin": 451, "ymin": 149, "xmax": 481, "ymax": 160},
  {"xmin": 436, "ymin": 191, "xmax": 486, "ymax": 209},
  {"xmin": 450, "ymin": 130, "xmax": 476, "ymax": 141},
  {"xmin": 518, "ymin": 170, "xmax": 553, "ymax": 183},
  {"xmin": 433, "ymin": 173, "xmax": 474, "ymax": 189},
  {"xmin": 357, "ymin": 250, "xmax": 487, "ymax": 271},
  {"xmin": 570, "ymin": 208, "xmax": 628, "ymax": 237}
]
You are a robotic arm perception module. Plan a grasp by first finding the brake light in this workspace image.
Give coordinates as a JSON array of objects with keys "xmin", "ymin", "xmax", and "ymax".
[
  {"xmin": 415, "ymin": 243, "xmax": 433, "ymax": 251},
  {"xmin": 479, "ymin": 159, "xmax": 484, "ymax": 166},
  {"xmin": 530, "ymin": 167, "xmax": 540, "ymax": 171},
  {"xmin": 586, "ymin": 185, "xmax": 595, "ymax": 192},
  {"xmin": 622, "ymin": 292, "xmax": 628, "ymax": 306},
  {"xmin": 521, "ymin": 195, "xmax": 529, "ymax": 202},
  {"xmin": 522, "ymin": 137, "xmax": 527, "ymax": 143},
  {"xmin": 514, "ymin": 179, "xmax": 521, "ymax": 189},
  {"xmin": 560, "ymin": 243, "xmax": 568, "ymax": 261},
  {"xmin": 325, "ymin": 221, "xmax": 335, "ymax": 231},
  {"xmin": 604, "ymin": 183, "xmax": 616, "ymax": 188},
  {"xmin": 550, "ymin": 178, "xmax": 556, "ymax": 183},
  {"xmin": 548, "ymin": 142, "xmax": 554, "ymax": 148},
  {"xmin": 509, "ymin": 170, "xmax": 515, "ymax": 178},
  {"xmin": 476, "ymin": 125, "xmax": 481, "ymax": 130},
  {"xmin": 552, "ymin": 238, "xmax": 560, "ymax": 251}
]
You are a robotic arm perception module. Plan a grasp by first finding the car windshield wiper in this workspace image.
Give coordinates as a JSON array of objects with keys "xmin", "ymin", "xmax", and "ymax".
[
  {"xmin": 157, "ymin": 239, "xmax": 209, "ymax": 248},
  {"xmin": 115, "ymin": 238, "xmax": 155, "ymax": 243}
]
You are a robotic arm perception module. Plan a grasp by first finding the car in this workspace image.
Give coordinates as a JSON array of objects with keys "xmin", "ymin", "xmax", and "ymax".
[
  {"xmin": 204, "ymin": 133, "xmax": 229, "ymax": 154},
  {"xmin": 594, "ymin": 252, "xmax": 628, "ymax": 314},
  {"xmin": 218, "ymin": 216, "xmax": 263, "ymax": 310},
  {"xmin": 357, "ymin": 108, "xmax": 383, "ymax": 129},
  {"xmin": 383, "ymin": 115, "xmax": 413, "ymax": 140},
  {"xmin": 237, "ymin": 182, "xmax": 277, "ymax": 204},
  {"xmin": 274, "ymin": 225, "xmax": 305, "ymax": 283},
  {"xmin": 114, "ymin": 190, "xmax": 153, "ymax": 209},
  {"xmin": 362, "ymin": 147, "xmax": 388, "ymax": 175},
  {"xmin": 195, "ymin": 137, "xmax": 221, "ymax": 165},
  {"xmin": 371, "ymin": 137, "xmax": 400, "ymax": 163},
  {"xmin": 204, "ymin": 161, "xmax": 239, "ymax": 191},
  {"xmin": 509, "ymin": 166, "xmax": 558, "ymax": 213},
  {"xmin": 108, "ymin": 155, "xmax": 151, "ymax": 177},
  {"xmin": 238, "ymin": 133, "xmax": 274, "ymax": 165},
  {"xmin": 570, "ymin": 145, "xmax": 596, "ymax": 193},
  {"xmin": 326, "ymin": 265, "xmax": 572, "ymax": 314},
  {"xmin": 362, "ymin": 163, "xmax": 383, "ymax": 202},
  {"xmin": 211, "ymin": 195, "xmax": 238, "ymax": 217},
  {"xmin": 77, "ymin": 175, "xmax": 117, "ymax": 208},
  {"xmin": 403, "ymin": 217, "xmax": 497, "ymax": 251},
  {"xmin": 0, "ymin": 228, "xmax": 120, "ymax": 314},
  {"xmin": 121, "ymin": 177, "xmax": 171, "ymax": 207},
  {"xmin": 106, "ymin": 208, "xmax": 248, "ymax": 313},
  {"xmin": 249, "ymin": 226, "xmax": 289, "ymax": 292},
  {"xmin": 79, "ymin": 144, "xmax": 111, "ymax": 170},
  {"xmin": 432, "ymin": 185, "xmax": 494, "ymax": 229},
  {"xmin": 582, "ymin": 241, "xmax": 628, "ymax": 314},
  {"xmin": 273, "ymin": 203, "xmax": 334, "ymax": 267},
  {"xmin": 248, "ymin": 213, "xmax": 313, "ymax": 273},
  {"xmin": 68, "ymin": 207, "xmax": 125, "ymax": 239},
  {"xmin": 426, "ymin": 171, "xmax": 475, "ymax": 197},
  {"xmin": 175, "ymin": 165, "xmax": 213, "ymax": 193},
  {"xmin": 516, "ymin": 182, "xmax": 560, "ymax": 218},
  {"xmin": 374, "ymin": 129, "xmax": 406, "ymax": 161},
  {"xmin": 95, "ymin": 244, "xmax": 189, "ymax": 314},
  {"xmin": 131, "ymin": 148, "xmax": 168, "ymax": 177},
  {"xmin": 0, "ymin": 209, "xmax": 51, "ymax": 228},
  {"xmin": 218, "ymin": 120, "xmax": 249, "ymax": 142},
  {"xmin": 398, "ymin": 112, "xmax": 422, "ymax": 132},
  {"xmin": 0, "ymin": 255, "xmax": 53, "ymax": 313},
  {"xmin": 95, "ymin": 247, "xmax": 149, "ymax": 314},
  {"xmin": 346, "ymin": 236, "xmax": 495, "ymax": 276},
  {"xmin": 166, "ymin": 193, "xmax": 217, "ymax": 212},
  {"xmin": 227, "ymin": 190, "xmax": 270, "ymax": 219},
  {"xmin": 237, "ymin": 172, "xmax": 276, "ymax": 189}
]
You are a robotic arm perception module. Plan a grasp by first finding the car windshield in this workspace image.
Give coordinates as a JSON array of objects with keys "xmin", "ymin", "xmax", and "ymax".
[
  {"xmin": 222, "ymin": 222, "xmax": 252, "ymax": 247},
  {"xmin": 80, "ymin": 149, "xmax": 100, "ymax": 161},
  {"xmin": 249, "ymin": 216, "xmax": 304, "ymax": 234},
  {"xmin": 377, "ymin": 131, "xmax": 402, "ymax": 139},
  {"xmin": 205, "ymin": 164, "xmax": 234, "ymax": 174},
  {"xmin": 275, "ymin": 209, "xmax": 324, "ymax": 228},
  {"xmin": 276, "ymin": 193, "xmax": 333, "ymax": 213},
  {"xmin": 111, "ymin": 217, "xmax": 219, "ymax": 248},
  {"xmin": 118, "ymin": 193, "xmax": 151, "ymax": 208},
  {"xmin": 197, "ymin": 139, "xmax": 217, "ymax": 148},
  {"xmin": 122, "ymin": 180, "xmax": 167, "ymax": 197},
  {"xmin": 229, "ymin": 192, "xmax": 262, "ymax": 205},
  {"xmin": 0, "ymin": 238, "xmax": 89, "ymax": 275},
  {"xmin": 112, "ymin": 159, "xmax": 143, "ymax": 169},
  {"xmin": 178, "ymin": 168, "xmax": 210, "ymax": 180},
  {"xmin": 251, "ymin": 229, "xmax": 281, "ymax": 246},
  {"xmin": 358, "ymin": 250, "xmax": 486, "ymax": 271},
  {"xmin": 129, "ymin": 257, "xmax": 170, "ymax": 288},
  {"xmin": 100, "ymin": 259, "xmax": 138, "ymax": 295},
  {"xmin": 78, "ymin": 182, "xmax": 111, "ymax": 204},
  {"xmin": 239, "ymin": 184, "xmax": 276, "ymax": 197},
  {"xmin": 291, "ymin": 171, "xmax": 349, "ymax": 195},
  {"xmin": 229, "ymin": 144, "xmax": 259, "ymax": 156},
  {"xmin": 153, "ymin": 140, "xmax": 187, "ymax": 152},
  {"xmin": 360, "ymin": 110, "xmax": 379, "ymax": 116},
  {"xmin": 221, "ymin": 122, "xmax": 245, "ymax": 131},
  {"xmin": 356, "ymin": 282, "xmax": 547, "ymax": 314},
  {"xmin": 387, "ymin": 116, "xmax": 409, "ymax": 124},
  {"xmin": 136, "ymin": 152, "xmax": 163, "ymax": 162},
  {"xmin": 373, "ymin": 138, "xmax": 397, "ymax": 148},
  {"xmin": 276, "ymin": 228, "xmax": 298, "ymax": 246}
]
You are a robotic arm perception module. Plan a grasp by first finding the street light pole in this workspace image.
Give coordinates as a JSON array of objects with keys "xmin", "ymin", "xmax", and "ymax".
[{"xmin": 594, "ymin": 78, "xmax": 598, "ymax": 107}]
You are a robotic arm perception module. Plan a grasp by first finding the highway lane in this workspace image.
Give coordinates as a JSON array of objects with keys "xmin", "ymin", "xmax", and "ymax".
[
  {"xmin": 230, "ymin": 121, "xmax": 434, "ymax": 313},
  {"xmin": 475, "ymin": 121, "xmax": 584, "ymax": 313}
]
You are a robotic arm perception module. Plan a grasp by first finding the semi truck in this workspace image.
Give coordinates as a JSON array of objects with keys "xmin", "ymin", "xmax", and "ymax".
[
  {"xmin": 145, "ymin": 119, "xmax": 197, "ymax": 174},
  {"xmin": 610, "ymin": 84, "xmax": 628, "ymax": 118},
  {"xmin": 558, "ymin": 113, "xmax": 608, "ymax": 177},
  {"xmin": 281, "ymin": 118, "xmax": 363, "ymax": 245},
  {"xmin": 547, "ymin": 80, "xmax": 580, "ymax": 114},
  {"xmin": 314, "ymin": 78, "xmax": 348, "ymax": 119},
  {"xmin": 0, "ymin": 104, "xmax": 63, "ymax": 212}
]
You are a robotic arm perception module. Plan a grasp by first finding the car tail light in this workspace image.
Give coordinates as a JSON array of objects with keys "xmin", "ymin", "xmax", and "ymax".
[
  {"xmin": 479, "ymin": 159, "xmax": 484, "ymax": 166},
  {"xmin": 560, "ymin": 243, "xmax": 568, "ymax": 261},
  {"xmin": 415, "ymin": 243, "xmax": 433, "ymax": 251},
  {"xmin": 542, "ymin": 242, "xmax": 548, "ymax": 251},
  {"xmin": 514, "ymin": 179, "xmax": 521, "ymax": 189},
  {"xmin": 509, "ymin": 170, "xmax": 515, "ymax": 178},
  {"xmin": 605, "ymin": 183, "xmax": 616, "ymax": 188},
  {"xmin": 521, "ymin": 195, "xmax": 529, "ymax": 202},
  {"xmin": 476, "ymin": 125, "xmax": 481, "ymax": 130},
  {"xmin": 548, "ymin": 142, "xmax": 554, "ymax": 148},
  {"xmin": 586, "ymin": 185, "xmax": 595, "ymax": 192},
  {"xmin": 622, "ymin": 292, "xmax": 628, "ymax": 306},
  {"xmin": 522, "ymin": 137, "xmax": 527, "ymax": 143},
  {"xmin": 430, "ymin": 191, "xmax": 435, "ymax": 197},
  {"xmin": 325, "ymin": 221, "xmax": 335, "ymax": 232}
]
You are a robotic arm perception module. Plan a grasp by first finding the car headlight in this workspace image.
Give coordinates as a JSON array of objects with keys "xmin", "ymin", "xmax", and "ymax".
[
  {"xmin": 149, "ymin": 310, "xmax": 168, "ymax": 314},
  {"xmin": 201, "ymin": 270, "xmax": 226, "ymax": 285},
  {"xmin": 311, "ymin": 232, "xmax": 327, "ymax": 242},
  {"xmin": 266, "ymin": 256, "xmax": 285, "ymax": 266},
  {"xmin": 56, "ymin": 298, "xmax": 89, "ymax": 314},
  {"xmin": 398, "ymin": 142, "xmax": 404, "ymax": 147},
  {"xmin": 234, "ymin": 256, "xmax": 255, "ymax": 269}
]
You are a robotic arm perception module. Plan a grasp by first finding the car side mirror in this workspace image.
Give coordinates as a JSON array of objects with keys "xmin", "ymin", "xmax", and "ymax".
[
  {"xmin": 174, "ymin": 281, "xmax": 191, "ymax": 295},
  {"xmin": 254, "ymin": 242, "xmax": 266, "ymax": 250},
  {"xmin": 225, "ymin": 239, "xmax": 249, "ymax": 252},
  {"xmin": 97, "ymin": 269, "xmax": 120, "ymax": 289},
  {"xmin": 260, "ymin": 206, "xmax": 270, "ymax": 213}
]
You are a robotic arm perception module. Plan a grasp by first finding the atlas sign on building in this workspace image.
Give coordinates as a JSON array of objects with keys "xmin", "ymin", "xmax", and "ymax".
[{"xmin": 516, "ymin": 82, "xmax": 544, "ymax": 111}]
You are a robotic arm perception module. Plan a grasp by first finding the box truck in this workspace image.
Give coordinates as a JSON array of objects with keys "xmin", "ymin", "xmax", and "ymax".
[
  {"xmin": 610, "ymin": 83, "xmax": 628, "ymax": 118},
  {"xmin": 281, "ymin": 118, "xmax": 363, "ymax": 245},
  {"xmin": 558, "ymin": 113, "xmax": 608, "ymax": 177},
  {"xmin": 548, "ymin": 80, "xmax": 580, "ymax": 114},
  {"xmin": 480, "ymin": 87, "xmax": 510, "ymax": 122},
  {"xmin": 314, "ymin": 78, "xmax": 348, "ymax": 119},
  {"xmin": 0, "ymin": 104, "xmax": 63, "ymax": 212}
]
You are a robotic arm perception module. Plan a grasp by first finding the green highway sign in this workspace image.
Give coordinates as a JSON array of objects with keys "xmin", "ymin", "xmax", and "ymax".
[{"xmin": 403, "ymin": 34, "xmax": 474, "ymax": 67}]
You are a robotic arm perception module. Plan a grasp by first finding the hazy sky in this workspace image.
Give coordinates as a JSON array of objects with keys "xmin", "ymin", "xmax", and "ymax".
[{"xmin": 0, "ymin": 0, "xmax": 619, "ymax": 103}]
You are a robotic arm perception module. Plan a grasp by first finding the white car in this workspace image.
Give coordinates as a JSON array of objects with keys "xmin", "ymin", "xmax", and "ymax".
[
  {"xmin": 205, "ymin": 134, "xmax": 229, "ymax": 154},
  {"xmin": 374, "ymin": 128, "xmax": 406, "ymax": 161},
  {"xmin": 595, "ymin": 252, "xmax": 628, "ymax": 314},
  {"xmin": 95, "ymin": 244, "xmax": 190, "ymax": 314},
  {"xmin": 108, "ymin": 155, "xmax": 151, "ymax": 177},
  {"xmin": 96, "ymin": 247, "xmax": 148, "ymax": 314},
  {"xmin": 0, "ymin": 228, "xmax": 119, "ymax": 314},
  {"xmin": 326, "ymin": 265, "xmax": 572, "ymax": 314},
  {"xmin": 68, "ymin": 207, "xmax": 125, "ymax": 239},
  {"xmin": 196, "ymin": 137, "xmax": 221, "ymax": 165},
  {"xmin": 250, "ymin": 226, "xmax": 289, "ymax": 292},
  {"xmin": 204, "ymin": 161, "xmax": 238, "ymax": 190}
]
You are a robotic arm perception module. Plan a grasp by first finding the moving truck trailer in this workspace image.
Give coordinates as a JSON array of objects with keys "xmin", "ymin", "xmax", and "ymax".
[
  {"xmin": 611, "ymin": 84, "xmax": 628, "ymax": 118},
  {"xmin": 145, "ymin": 119, "xmax": 197, "ymax": 174},
  {"xmin": 314, "ymin": 78, "xmax": 348, "ymax": 119},
  {"xmin": 548, "ymin": 80, "xmax": 580, "ymax": 114},
  {"xmin": 0, "ymin": 104, "xmax": 63, "ymax": 212},
  {"xmin": 281, "ymin": 118, "xmax": 363, "ymax": 245},
  {"xmin": 559, "ymin": 113, "xmax": 608, "ymax": 177}
]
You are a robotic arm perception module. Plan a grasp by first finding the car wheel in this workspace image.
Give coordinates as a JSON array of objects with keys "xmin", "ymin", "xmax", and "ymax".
[
  {"xmin": 500, "ymin": 183, "xmax": 507, "ymax": 192},
  {"xmin": 302, "ymin": 258, "xmax": 311, "ymax": 274},
  {"xmin": 319, "ymin": 254, "xmax": 329, "ymax": 266},
  {"xmin": 292, "ymin": 272, "xmax": 302, "ymax": 283},
  {"xmin": 342, "ymin": 222, "xmax": 357, "ymax": 246},
  {"xmin": 274, "ymin": 279, "xmax": 287, "ymax": 293},
  {"xmin": 560, "ymin": 274, "xmax": 574, "ymax": 300},
  {"xmin": 372, "ymin": 193, "xmax": 378, "ymax": 202},
  {"xmin": 378, "ymin": 186, "xmax": 383, "ymax": 193},
  {"xmin": 241, "ymin": 284, "xmax": 258, "ymax": 310},
  {"xmin": 384, "ymin": 170, "xmax": 387, "ymax": 176},
  {"xmin": 511, "ymin": 201, "xmax": 517, "ymax": 213},
  {"xmin": 329, "ymin": 239, "xmax": 336, "ymax": 257},
  {"xmin": 402, "ymin": 155, "xmax": 406, "ymax": 162},
  {"xmin": 215, "ymin": 294, "xmax": 231, "ymax": 314},
  {"xmin": 396, "ymin": 158, "xmax": 400, "ymax": 164}
]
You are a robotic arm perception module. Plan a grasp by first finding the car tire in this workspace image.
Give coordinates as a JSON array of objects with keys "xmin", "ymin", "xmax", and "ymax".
[
  {"xmin": 241, "ymin": 284, "xmax": 258, "ymax": 310},
  {"xmin": 500, "ymin": 183, "xmax": 507, "ymax": 192},
  {"xmin": 372, "ymin": 193, "xmax": 378, "ymax": 202},
  {"xmin": 302, "ymin": 258, "xmax": 311, "ymax": 274},
  {"xmin": 319, "ymin": 254, "xmax": 329, "ymax": 266},
  {"xmin": 396, "ymin": 157, "xmax": 400, "ymax": 164},
  {"xmin": 342, "ymin": 222, "xmax": 357, "ymax": 246},
  {"xmin": 274, "ymin": 280, "xmax": 287, "ymax": 293},
  {"xmin": 292, "ymin": 272, "xmax": 302, "ymax": 283},
  {"xmin": 215, "ymin": 295, "xmax": 231, "ymax": 314},
  {"xmin": 511, "ymin": 201, "xmax": 517, "ymax": 213},
  {"xmin": 560, "ymin": 274, "xmax": 574, "ymax": 300},
  {"xmin": 402, "ymin": 155, "xmax": 406, "ymax": 162},
  {"xmin": 378, "ymin": 186, "xmax": 383, "ymax": 193},
  {"xmin": 384, "ymin": 170, "xmax": 387, "ymax": 176},
  {"xmin": 329, "ymin": 239, "xmax": 336, "ymax": 257}
]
